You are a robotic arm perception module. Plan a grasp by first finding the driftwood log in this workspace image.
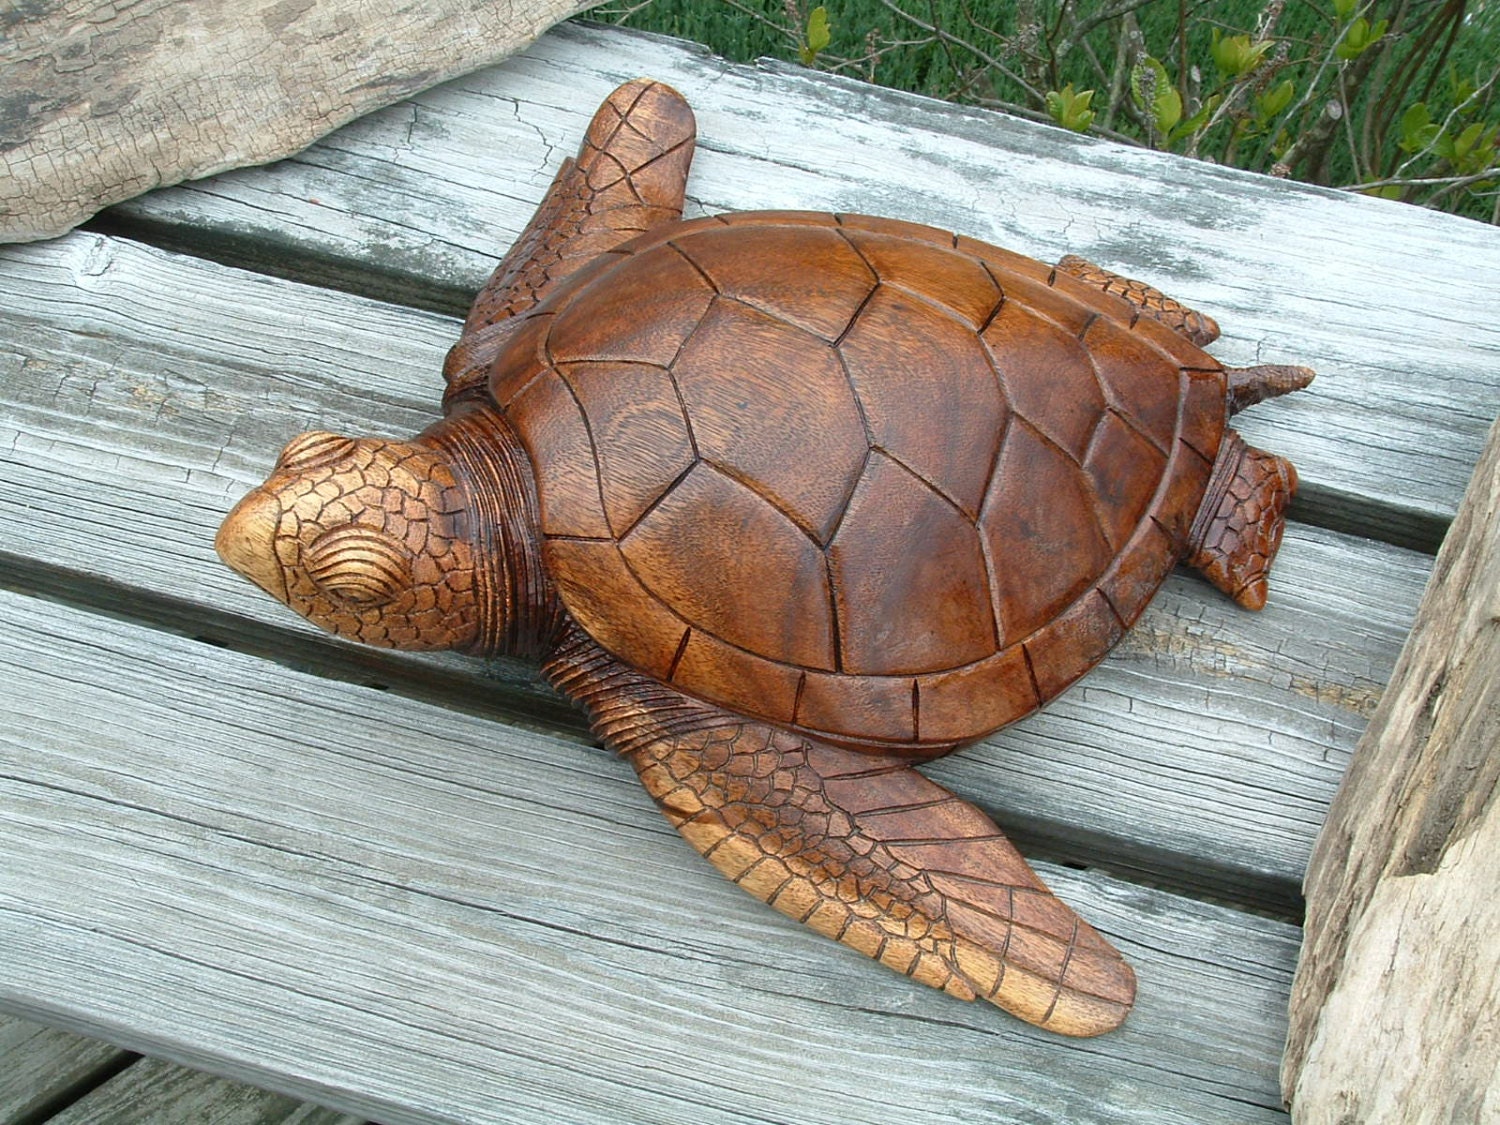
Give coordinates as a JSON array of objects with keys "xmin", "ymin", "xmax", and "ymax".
[
  {"xmin": 1282, "ymin": 416, "xmax": 1500, "ymax": 1123},
  {"xmin": 0, "ymin": 0, "xmax": 590, "ymax": 243}
]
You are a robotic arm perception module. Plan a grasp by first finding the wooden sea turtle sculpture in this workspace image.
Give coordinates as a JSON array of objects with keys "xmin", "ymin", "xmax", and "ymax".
[{"xmin": 217, "ymin": 79, "xmax": 1314, "ymax": 1037}]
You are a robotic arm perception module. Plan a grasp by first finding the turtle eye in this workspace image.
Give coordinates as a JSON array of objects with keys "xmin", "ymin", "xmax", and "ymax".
[
  {"xmin": 278, "ymin": 430, "xmax": 357, "ymax": 472},
  {"xmin": 303, "ymin": 526, "xmax": 412, "ymax": 606}
]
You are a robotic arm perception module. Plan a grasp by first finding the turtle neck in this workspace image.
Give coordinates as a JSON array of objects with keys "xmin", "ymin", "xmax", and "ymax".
[{"xmin": 423, "ymin": 403, "xmax": 564, "ymax": 660}]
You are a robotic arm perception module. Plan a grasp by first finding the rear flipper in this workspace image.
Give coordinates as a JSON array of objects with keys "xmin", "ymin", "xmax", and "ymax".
[
  {"xmin": 547, "ymin": 628, "xmax": 1137, "ymax": 1037},
  {"xmin": 1187, "ymin": 429, "xmax": 1299, "ymax": 610},
  {"xmin": 1056, "ymin": 253, "xmax": 1220, "ymax": 345}
]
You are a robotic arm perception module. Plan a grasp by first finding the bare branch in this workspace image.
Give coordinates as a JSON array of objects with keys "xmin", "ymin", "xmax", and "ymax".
[
  {"xmin": 876, "ymin": 0, "xmax": 1048, "ymax": 105},
  {"xmin": 1343, "ymin": 170, "xmax": 1498, "ymax": 192}
]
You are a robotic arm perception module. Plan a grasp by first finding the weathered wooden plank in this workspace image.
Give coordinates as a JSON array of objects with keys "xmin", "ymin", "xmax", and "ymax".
[
  {"xmin": 0, "ymin": 588, "xmax": 1294, "ymax": 1124},
  {"xmin": 44, "ymin": 1056, "xmax": 364, "ymax": 1125},
  {"xmin": 0, "ymin": 1015, "xmax": 131, "ymax": 1124},
  {"xmin": 0, "ymin": 0, "xmax": 590, "ymax": 242},
  {"xmin": 1282, "ymin": 418, "xmax": 1500, "ymax": 1124},
  {"xmin": 0, "ymin": 231, "xmax": 1429, "ymax": 899},
  {"xmin": 106, "ymin": 21, "xmax": 1500, "ymax": 549}
]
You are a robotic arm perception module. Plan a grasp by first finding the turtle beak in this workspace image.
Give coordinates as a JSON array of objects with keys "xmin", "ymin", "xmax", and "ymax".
[{"xmin": 216, "ymin": 487, "xmax": 288, "ymax": 604}]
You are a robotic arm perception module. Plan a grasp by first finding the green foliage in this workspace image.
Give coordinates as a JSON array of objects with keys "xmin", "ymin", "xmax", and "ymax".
[
  {"xmin": 1336, "ymin": 16, "xmax": 1388, "ymax": 61},
  {"xmin": 799, "ymin": 6, "xmax": 830, "ymax": 66},
  {"xmin": 1210, "ymin": 30, "xmax": 1271, "ymax": 79},
  {"xmin": 595, "ymin": 0, "xmax": 1500, "ymax": 223},
  {"xmin": 1399, "ymin": 103, "xmax": 1442, "ymax": 155},
  {"xmin": 1045, "ymin": 84, "xmax": 1095, "ymax": 132},
  {"xmin": 1255, "ymin": 80, "xmax": 1295, "ymax": 128}
]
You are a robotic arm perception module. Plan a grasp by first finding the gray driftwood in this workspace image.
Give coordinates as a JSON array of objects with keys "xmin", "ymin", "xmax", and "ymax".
[
  {"xmin": 1282, "ymin": 417, "xmax": 1500, "ymax": 1124},
  {"xmin": 0, "ymin": 0, "xmax": 590, "ymax": 243}
]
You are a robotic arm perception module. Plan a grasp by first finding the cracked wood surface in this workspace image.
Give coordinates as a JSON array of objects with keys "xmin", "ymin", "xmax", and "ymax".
[
  {"xmin": 0, "ymin": 0, "xmax": 591, "ymax": 242},
  {"xmin": 0, "ymin": 19, "xmax": 1496, "ymax": 1125},
  {"xmin": 1282, "ymin": 418, "xmax": 1500, "ymax": 1123}
]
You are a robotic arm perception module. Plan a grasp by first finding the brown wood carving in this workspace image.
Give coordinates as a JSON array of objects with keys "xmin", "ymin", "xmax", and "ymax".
[{"xmin": 216, "ymin": 79, "xmax": 1314, "ymax": 1037}]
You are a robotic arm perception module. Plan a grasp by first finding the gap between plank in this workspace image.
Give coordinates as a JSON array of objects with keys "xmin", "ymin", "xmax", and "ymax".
[{"xmin": 0, "ymin": 549, "xmax": 1305, "ymax": 925}]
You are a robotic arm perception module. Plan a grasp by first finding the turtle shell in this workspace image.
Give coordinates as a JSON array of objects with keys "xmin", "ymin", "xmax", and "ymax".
[{"xmin": 490, "ymin": 212, "xmax": 1226, "ymax": 752}]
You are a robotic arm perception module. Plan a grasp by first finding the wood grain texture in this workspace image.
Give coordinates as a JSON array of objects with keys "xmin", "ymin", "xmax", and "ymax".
[
  {"xmin": 1282, "ymin": 417, "xmax": 1500, "ymax": 1123},
  {"xmin": 0, "ymin": 0, "xmax": 591, "ymax": 242},
  {"xmin": 107, "ymin": 21, "xmax": 1500, "ymax": 551},
  {"xmin": 0, "ymin": 232, "xmax": 1427, "ymax": 900},
  {"xmin": 0, "ymin": 589, "xmax": 1296, "ymax": 1124},
  {"xmin": 0, "ymin": 1014, "xmax": 131, "ymax": 1124},
  {"xmin": 545, "ymin": 623, "xmax": 1139, "ymax": 1037},
  {"xmin": 45, "ymin": 1056, "xmax": 363, "ymax": 1125}
]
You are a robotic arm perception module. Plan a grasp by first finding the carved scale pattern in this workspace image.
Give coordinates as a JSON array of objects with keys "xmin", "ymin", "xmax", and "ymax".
[
  {"xmin": 241, "ymin": 434, "xmax": 482, "ymax": 651},
  {"xmin": 216, "ymin": 77, "xmax": 1312, "ymax": 1038},
  {"xmin": 1055, "ymin": 253, "xmax": 1221, "ymax": 346},
  {"xmin": 1187, "ymin": 431, "xmax": 1299, "ymax": 610}
]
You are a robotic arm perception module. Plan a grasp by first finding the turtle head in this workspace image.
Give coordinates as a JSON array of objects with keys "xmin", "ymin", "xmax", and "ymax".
[{"xmin": 216, "ymin": 430, "xmax": 489, "ymax": 652}]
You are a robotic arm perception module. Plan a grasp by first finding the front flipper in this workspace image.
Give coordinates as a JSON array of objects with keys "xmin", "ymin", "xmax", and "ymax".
[
  {"xmin": 548, "ymin": 630, "xmax": 1136, "ymax": 1037},
  {"xmin": 444, "ymin": 79, "xmax": 697, "ymax": 405}
]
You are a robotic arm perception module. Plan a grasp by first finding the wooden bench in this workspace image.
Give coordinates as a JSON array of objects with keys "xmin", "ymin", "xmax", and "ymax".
[{"xmin": 2, "ymin": 20, "xmax": 1496, "ymax": 1124}]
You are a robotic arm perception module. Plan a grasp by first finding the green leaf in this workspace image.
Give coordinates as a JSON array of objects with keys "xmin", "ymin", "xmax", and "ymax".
[
  {"xmin": 1211, "ymin": 30, "xmax": 1273, "ymax": 78},
  {"xmin": 1398, "ymin": 102, "xmax": 1437, "ymax": 152},
  {"xmin": 1452, "ymin": 123, "xmax": 1500, "ymax": 175},
  {"xmin": 799, "ymin": 5, "xmax": 831, "ymax": 66},
  {"xmin": 1168, "ymin": 93, "xmax": 1221, "ymax": 143},
  {"xmin": 1156, "ymin": 86, "xmax": 1183, "ymax": 135},
  {"xmin": 1255, "ymin": 80, "xmax": 1295, "ymax": 124},
  {"xmin": 1332, "ymin": 0, "xmax": 1358, "ymax": 22},
  {"xmin": 1453, "ymin": 121, "xmax": 1485, "ymax": 160},
  {"xmin": 1045, "ymin": 84, "xmax": 1096, "ymax": 133},
  {"xmin": 1336, "ymin": 16, "xmax": 1388, "ymax": 60}
]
